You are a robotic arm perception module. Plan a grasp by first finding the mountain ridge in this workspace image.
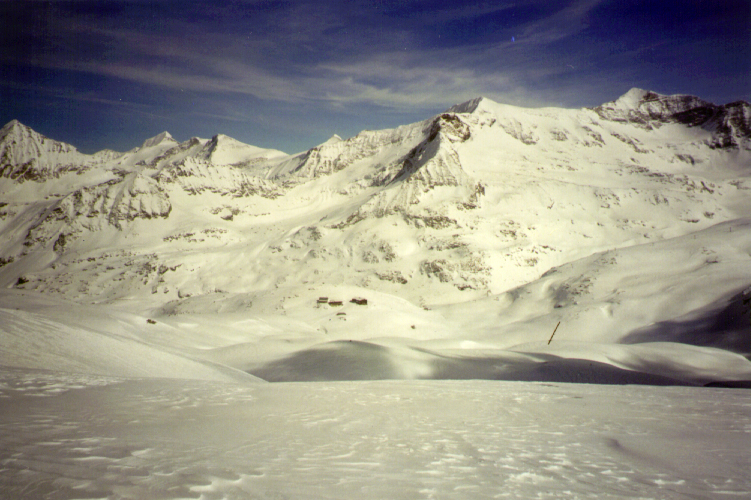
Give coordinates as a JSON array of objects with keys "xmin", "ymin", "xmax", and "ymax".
[
  {"xmin": 2, "ymin": 87, "xmax": 748, "ymax": 184},
  {"xmin": 593, "ymin": 88, "xmax": 751, "ymax": 148},
  {"xmin": 1, "ymin": 89, "xmax": 750, "ymax": 385},
  {"xmin": 0, "ymin": 119, "xmax": 88, "ymax": 181}
]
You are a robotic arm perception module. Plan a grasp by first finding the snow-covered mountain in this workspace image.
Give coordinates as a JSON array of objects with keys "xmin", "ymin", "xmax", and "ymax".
[
  {"xmin": 1, "ymin": 88, "xmax": 750, "ymax": 387},
  {"xmin": 0, "ymin": 120, "xmax": 91, "ymax": 181},
  {"xmin": 3, "ymin": 89, "xmax": 751, "ymax": 499},
  {"xmin": 594, "ymin": 88, "xmax": 751, "ymax": 149}
]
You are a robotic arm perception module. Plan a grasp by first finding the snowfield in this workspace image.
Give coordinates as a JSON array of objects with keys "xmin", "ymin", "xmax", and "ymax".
[
  {"xmin": 1, "ymin": 89, "xmax": 750, "ymax": 498},
  {"xmin": 1, "ymin": 370, "xmax": 750, "ymax": 499}
]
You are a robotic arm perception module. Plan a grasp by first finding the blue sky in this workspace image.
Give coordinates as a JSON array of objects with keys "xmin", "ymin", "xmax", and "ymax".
[{"xmin": 1, "ymin": 0, "xmax": 749, "ymax": 154}]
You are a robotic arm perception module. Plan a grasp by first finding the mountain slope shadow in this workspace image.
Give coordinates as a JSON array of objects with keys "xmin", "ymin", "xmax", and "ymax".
[
  {"xmin": 249, "ymin": 341, "xmax": 695, "ymax": 385},
  {"xmin": 249, "ymin": 341, "xmax": 402, "ymax": 382},
  {"xmin": 621, "ymin": 288, "xmax": 751, "ymax": 356}
]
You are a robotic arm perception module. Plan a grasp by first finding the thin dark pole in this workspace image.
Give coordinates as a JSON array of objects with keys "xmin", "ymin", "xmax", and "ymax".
[{"xmin": 548, "ymin": 321, "xmax": 561, "ymax": 345}]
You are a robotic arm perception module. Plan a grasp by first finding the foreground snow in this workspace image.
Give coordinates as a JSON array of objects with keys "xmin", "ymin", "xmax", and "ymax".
[
  {"xmin": 1, "ymin": 91, "xmax": 750, "ymax": 498},
  {"xmin": 1, "ymin": 368, "xmax": 749, "ymax": 499}
]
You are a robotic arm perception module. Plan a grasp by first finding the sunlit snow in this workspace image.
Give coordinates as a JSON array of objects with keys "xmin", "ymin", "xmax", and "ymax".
[
  {"xmin": 2, "ymin": 370, "xmax": 750, "ymax": 499},
  {"xmin": 1, "ymin": 90, "xmax": 750, "ymax": 498}
]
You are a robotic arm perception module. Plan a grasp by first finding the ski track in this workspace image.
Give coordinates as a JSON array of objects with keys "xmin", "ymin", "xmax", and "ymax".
[{"xmin": 1, "ymin": 369, "xmax": 749, "ymax": 499}]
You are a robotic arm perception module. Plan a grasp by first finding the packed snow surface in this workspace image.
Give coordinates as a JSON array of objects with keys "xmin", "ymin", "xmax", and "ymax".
[
  {"xmin": 1, "ymin": 89, "xmax": 750, "ymax": 498},
  {"xmin": 1, "ymin": 369, "xmax": 749, "ymax": 499}
]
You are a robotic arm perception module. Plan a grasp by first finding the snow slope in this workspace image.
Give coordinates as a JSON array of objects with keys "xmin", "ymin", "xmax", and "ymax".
[
  {"xmin": 1, "ymin": 89, "xmax": 750, "ymax": 386},
  {"xmin": 0, "ymin": 120, "xmax": 90, "ymax": 181},
  {"xmin": 1, "ymin": 370, "xmax": 749, "ymax": 499},
  {"xmin": 1, "ymin": 89, "xmax": 751, "ymax": 498}
]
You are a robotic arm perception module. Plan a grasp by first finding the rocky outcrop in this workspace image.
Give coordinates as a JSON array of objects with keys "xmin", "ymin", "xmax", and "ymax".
[
  {"xmin": 134, "ymin": 137, "xmax": 205, "ymax": 170},
  {"xmin": 140, "ymin": 131, "xmax": 178, "ymax": 150},
  {"xmin": 108, "ymin": 173, "xmax": 172, "ymax": 225},
  {"xmin": 594, "ymin": 88, "xmax": 751, "ymax": 148},
  {"xmin": 706, "ymin": 100, "xmax": 751, "ymax": 149},
  {"xmin": 0, "ymin": 120, "xmax": 90, "ymax": 181},
  {"xmin": 270, "ymin": 124, "xmax": 427, "ymax": 181},
  {"xmin": 325, "ymin": 112, "xmax": 487, "ymax": 225},
  {"xmin": 594, "ymin": 89, "xmax": 709, "ymax": 123},
  {"xmin": 23, "ymin": 172, "xmax": 171, "ymax": 251},
  {"xmin": 196, "ymin": 134, "xmax": 286, "ymax": 167},
  {"xmin": 362, "ymin": 113, "xmax": 477, "ymax": 215},
  {"xmin": 273, "ymin": 137, "xmax": 351, "ymax": 179},
  {"xmin": 156, "ymin": 158, "xmax": 281, "ymax": 198}
]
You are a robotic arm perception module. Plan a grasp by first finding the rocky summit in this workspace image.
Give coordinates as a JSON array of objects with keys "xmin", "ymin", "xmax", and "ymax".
[{"xmin": 1, "ymin": 89, "xmax": 750, "ymax": 385}]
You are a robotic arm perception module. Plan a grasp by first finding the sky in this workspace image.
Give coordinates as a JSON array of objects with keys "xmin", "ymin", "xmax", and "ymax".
[{"xmin": 1, "ymin": 0, "xmax": 749, "ymax": 155}]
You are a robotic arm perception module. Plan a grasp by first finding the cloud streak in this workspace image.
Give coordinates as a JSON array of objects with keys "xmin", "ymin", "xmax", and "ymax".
[
  {"xmin": 13, "ymin": 3, "xmax": 608, "ymax": 109},
  {"xmin": 2, "ymin": 1, "xmax": 607, "ymax": 104},
  {"xmin": 1, "ymin": 0, "xmax": 748, "ymax": 153}
]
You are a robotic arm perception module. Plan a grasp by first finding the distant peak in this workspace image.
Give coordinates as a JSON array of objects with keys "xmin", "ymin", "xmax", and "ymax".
[
  {"xmin": 1, "ymin": 119, "xmax": 28, "ymax": 137},
  {"xmin": 2, "ymin": 119, "xmax": 22, "ymax": 130},
  {"xmin": 605, "ymin": 88, "xmax": 708, "ymax": 111},
  {"xmin": 0, "ymin": 120, "xmax": 57, "ymax": 146},
  {"xmin": 199, "ymin": 133, "xmax": 287, "ymax": 164},
  {"xmin": 207, "ymin": 134, "xmax": 249, "ymax": 148},
  {"xmin": 141, "ymin": 131, "xmax": 177, "ymax": 149},
  {"xmin": 446, "ymin": 97, "xmax": 489, "ymax": 114},
  {"xmin": 594, "ymin": 89, "xmax": 732, "ymax": 134},
  {"xmin": 323, "ymin": 134, "xmax": 343, "ymax": 145},
  {"xmin": 612, "ymin": 88, "xmax": 652, "ymax": 108},
  {"xmin": 208, "ymin": 134, "xmax": 249, "ymax": 146}
]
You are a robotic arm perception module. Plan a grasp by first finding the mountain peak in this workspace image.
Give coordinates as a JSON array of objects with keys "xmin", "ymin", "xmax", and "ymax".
[
  {"xmin": 1, "ymin": 119, "xmax": 31, "ymax": 141},
  {"xmin": 611, "ymin": 88, "xmax": 653, "ymax": 109},
  {"xmin": 0, "ymin": 120, "xmax": 84, "ymax": 181},
  {"xmin": 140, "ymin": 131, "xmax": 177, "ymax": 149},
  {"xmin": 0, "ymin": 119, "xmax": 75, "ymax": 151},
  {"xmin": 1, "ymin": 119, "xmax": 22, "ymax": 131},
  {"xmin": 595, "ymin": 89, "xmax": 713, "ymax": 125},
  {"xmin": 446, "ymin": 97, "xmax": 491, "ymax": 114},
  {"xmin": 206, "ymin": 133, "xmax": 250, "ymax": 150},
  {"xmin": 200, "ymin": 133, "xmax": 287, "ymax": 165},
  {"xmin": 322, "ymin": 134, "xmax": 343, "ymax": 145},
  {"xmin": 604, "ymin": 88, "xmax": 712, "ymax": 111}
]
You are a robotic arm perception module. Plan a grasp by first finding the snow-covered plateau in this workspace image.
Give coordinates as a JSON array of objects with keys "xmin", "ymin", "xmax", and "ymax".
[{"xmin": 1, "ymin": 89, "xmax": 750, "ymax": 498}]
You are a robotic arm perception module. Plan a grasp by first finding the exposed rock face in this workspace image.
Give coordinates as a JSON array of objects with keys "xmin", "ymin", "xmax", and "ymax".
[
  {"xmin": 22, "ymin": 172, "xmax": 171, "ymax": 252},
  {"xmin": 1, "ymin": 90, "xmax": 749, "ymax": 304},
  {"xmin": 197, "ymin": 134, "xmax": 286, "ymax": 167},
  {"xmin": 145, "ymin": 137, "xmax": 207, "ymax": 169},
  {"xmin": 709, "ymin": 101, "xmax": 751, "ymax": 149},
  {"xmin": 383, "ymin": 115, "xmax": 473, "ymax": 209},
  {"xmin": 110, "ymin": 173, "xmax": 172, "ymax": 224},
  {"xmin": 597, "ymin": 89, "xmax": 711, "ymax": 121},
  {"xmin": 269, "ymin": 124, "xmax": 427, "ymax": 181},
  {"xmin": 270, "ymin": 141, "xmax": 347, "ymax": 179},
  {"xmin": 0, "ymin": 120, "xmax": 90, "ymax": 181},
  {"xmin": 156, "ymin": 158, "xmax": 281, "ymax": 198},
  {"xmin": 336, "ymin": 113, "xmax": 479, "ymax": 218},
  {"xmin": 140, "ymin": 131, "xmax": 178, "ymax": 149},
  {"xmin": 446, "ymin": 96, "xmax": 486, "ymax": 114},
  {"xmin": 594, "ymin": 88, "xmax": 751, "ymax": 148}
]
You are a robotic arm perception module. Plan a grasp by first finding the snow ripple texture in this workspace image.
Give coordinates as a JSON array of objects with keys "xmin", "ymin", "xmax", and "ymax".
[{"xmin": 1, "ymin": 370, "xmax": 749, "ymax": 500}]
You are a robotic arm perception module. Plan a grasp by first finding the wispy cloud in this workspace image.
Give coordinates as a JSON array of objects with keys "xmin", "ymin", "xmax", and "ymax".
[
  {"xmin": 2, "ymin": 0, "xmax": 747, "ymax": 153},
  {"xmin": 2, "ymin": 0, "xmax": 613, "ymax": 111}
]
